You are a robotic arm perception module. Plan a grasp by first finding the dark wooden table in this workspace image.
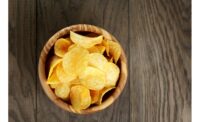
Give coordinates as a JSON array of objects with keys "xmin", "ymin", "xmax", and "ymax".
[{"xmin": 9, "ymin": 0, "xmax": 191, "ymax": 122}]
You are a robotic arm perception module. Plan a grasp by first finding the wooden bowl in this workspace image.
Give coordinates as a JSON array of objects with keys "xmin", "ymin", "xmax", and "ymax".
[{"xmin": 38, "ymin": 24, "xmax": 128, "ymax": 114}]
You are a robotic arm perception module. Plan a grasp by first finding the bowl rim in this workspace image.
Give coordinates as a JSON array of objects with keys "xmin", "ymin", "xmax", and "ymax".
[{"xmin": 38, "ymin": 24, "xmax": 128, "ymax": 114}]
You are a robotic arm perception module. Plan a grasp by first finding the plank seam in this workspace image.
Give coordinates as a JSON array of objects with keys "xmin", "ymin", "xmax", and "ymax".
[
  {"xmin": 35, "ymin": 0, "xmax": 38, "ymax": 121},
  {"xmin": 128, "ymin": 0, "xmax": 131, "ymax": 121}
]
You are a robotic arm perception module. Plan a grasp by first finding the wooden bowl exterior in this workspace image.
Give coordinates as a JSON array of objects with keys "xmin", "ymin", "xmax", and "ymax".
[{"xmin": 38, "ymin": 24, "xmax": 128, "ymax": 114}]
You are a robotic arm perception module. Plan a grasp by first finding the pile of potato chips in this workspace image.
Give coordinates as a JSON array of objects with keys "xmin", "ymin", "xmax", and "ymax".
[{"xmin": 47, "ymin": 31, "xmax": 121, "ymax": 110}]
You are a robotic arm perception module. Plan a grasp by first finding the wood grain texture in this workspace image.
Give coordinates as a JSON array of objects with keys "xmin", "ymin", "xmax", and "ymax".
[
  {"xmin": 129, "ymin": 0, "xmax": 191, "ymax": 122},
  {"xmin": 9, "ymin": 0, "xmax": 191, "ymax": 121},
  {"xmin": 36, "ymin": 0, "xmax": 129, "ymax": 122},
  {"xmin": 9, "ymin": 0, "xmax": 36, "ymax": 121}
]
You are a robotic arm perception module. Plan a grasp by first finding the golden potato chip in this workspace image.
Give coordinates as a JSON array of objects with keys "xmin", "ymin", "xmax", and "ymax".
[
  {"xmin": 108, "ymin": 57, "xmax": 114, "ymax": 62},
  {"xmin": 108, "ymin": 40, "xmax": 121, "ymax": 63},
  {"xmin": 88, "ymin": 53, "xmax": 108, "ymax": 70},
  {"xmin": 70, "ymin": 31, "xmax": 103, "ymax": 48},
  {"xmin": 90, "ymin": 90, "xmax": 100, "ymax": 104},
  {"xmin": 97, "ymin": 87, "xmax": 115, "ymax": 105},
  {"xmin": 48, "ymin": 56, "xmax": 62, "ymax": 78},
  {"xmin": 97, "ymin": 45, "xmax": 106, "ymax": 53},
  {"xmin": 97, "ymin": 45, "xmax": 106, "ymax": 54},
  {"xmin": 47, "ymin": 69, "xmax": 60, "ymax": 85},
  {"xmin": 50, "ymin": 83, "xmax": 61, "ymax": 89},
  {"xmin": 54, "ymin": 38, "xmax": 72, "ymax": 57},
  {"xmin": 56, "ymin": 63, "xmax": 76, "ymax": 84},
  {"xmin": 102, "ymin": 39, "xmax": 109, "ymax": 56},
  {"xmin": 88, "ymin": 45, "xmax": 105, "ymax": 54},
  {"xmin": 103, "ymin": 62, "xmax": 120, "ymax": 87},
  {"xmin": 79, "ymin": 66, "xmax": 106, "ymax": 90},
  {"xmin": 70, "ymin": 78, "xmax": 81, "ymax": 86},
  {"xmin": 62, "ymin": 46, "xmax": 89, "ymax": 76},
  {"xmin": 68, "ymin": 44, "xmax": 77, "ymax": 51},
  {"xmin": 70, "ymin": 85, "xmax": 91, "ymax": 110},
  {"xmin": 88, "ymin": 46, "xmax": 99, "ymax": 53},
  {"xmin": 55, "ymin": 83, "xmax": 70, "ymax": 100}
]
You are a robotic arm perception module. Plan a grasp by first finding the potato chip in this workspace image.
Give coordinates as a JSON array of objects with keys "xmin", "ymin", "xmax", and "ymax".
[
  {"xmin": 70, "ymin": 78, "xmax": 81, "ymax": 86},
  {"xmin": 88, "ymin": 45, "xmax": 105, "ymax": 54},
  {"xmin": 103, "ymin": 62, "xmax": 120, "ymax": 87},
  {"xmin": 79, "ymin": 66, "xmax": 106, "ymax": 90},
  {"xmin": 70, "ymin": 85, "xmax": 91, "ymax": 110},
  {"xmin": 107, "ymin": 40, "xmax": 121, "ymax": 63},
  {"xmin": 88, "ymin": 53, "xmax": 108, "ymax": 70},
  {"xmin": 56, "ymin": 62, "xmax": 76, "ymax": 84},
  {"xmin": 68, "ymin": 44, "xmax": 77, "ymax": 51},
  {"xmin": 97, "ymin": 87, "xmax": 115, "ymax": 105},
  {"xmin": 55, "ymin": 83, "xmax": 70, "ymax": 100},
  {"xmin": 47, "ymin": 69, "xmax": 60, "ymax": 85},
  {"xmin": 48, "ymin": 56, "xmax": 62, "ymax": 78},
  {"xmin": 54, "ymin": 38, "xmax": 72, "ymax": 57},
  {"xmin": 97, "ymin": 45, "xmax": 106, "ymax": 54},
  {"xmin": 102, "ymin": 39, "xmax": 109, "ymax": 56},
  {"xmin": 70, "ymin": 31, "xmax": 103, "ymax": 48},
  {"xmin": 50, "ymin": 83, "xmax": 61, "ymax": 89},
  {"xmin": 62, "ymin": 46, "xmax": 89, "ymax": 76},
  {"xmin": 108, "ymin": 57, "xmax": 114, "ymax": 62},
  {"xmin": 88, "ymin": 46, "xmax": 99, "ymax": 53},
  {"xmin": 90, "ymin": 90, "xmax": 100, "ymax": 104}
]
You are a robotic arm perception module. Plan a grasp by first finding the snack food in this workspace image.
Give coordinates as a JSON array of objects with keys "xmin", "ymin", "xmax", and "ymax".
[
  {"xmin": 90, "ymin": 90, "xmax": 100, "ymax": 104},
  {"xmin": 56, "ymin": 63, "xmax": 76, "ymax": 84},
  {"xmin": 46, "ymin": 69, "xmax": 60, "ymax": 85},
  {"xmin": 88, "ymin": 45, "xmax": 105, "ymax": 54},
  {"xmin": 55, "ymin": 83, "xmax": 70, "ymax": 100},
  {"xmin": 88, "ymin": 53, "xmax": 107, "ymax": 70},
  {"xmin": 62, "ymin": 45, "xmax": 89, "ymax": 76},
  {"xmin": 47, "ymin": 56, "xmax": 61, "ymax": 78},
  {"xmin": 103, "ymin": 62, "xmax": 120, "ymax": 87},
  {"xmin": 79, "ymin": 66, "xmax": 106, "ymax": 90},
  {"xmin": 70, "ymin": 85, "xmax": 91, "ymax": 110},
  {"xmin": 107, "ymin": 40, "xmax": 121, "ymax": 63},
  {"xmin": 54, "ymin": 38, "xmax": 72, "ymax": 57},
  {"xmin": 70, "ymin": 31, "xmax": 103, "ymax": 48},
  {"xmin": 46, "ymin": 31, "xmax": 122, "ymax": 110}
]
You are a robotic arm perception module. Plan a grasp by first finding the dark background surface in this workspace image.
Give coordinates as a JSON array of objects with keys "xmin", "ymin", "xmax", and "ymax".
[{"xmin": 9, "ymin": 0, "xmax": 191, "ymax": 122}]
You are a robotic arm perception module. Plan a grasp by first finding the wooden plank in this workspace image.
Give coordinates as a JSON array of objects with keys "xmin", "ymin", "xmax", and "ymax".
[
  {"xmin": 9, "ymin": 0, "xmax": 36, "ymax": 121},
  {"xmin": 36, "ymin": 0, "xmax": 129, "ymax": 121},
  {"xmin": 129, "ymin": 0, "xmax": 191, "ymax": 122}
]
